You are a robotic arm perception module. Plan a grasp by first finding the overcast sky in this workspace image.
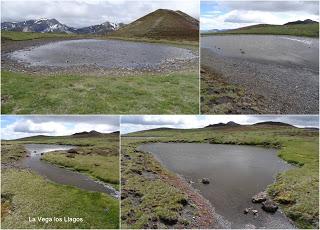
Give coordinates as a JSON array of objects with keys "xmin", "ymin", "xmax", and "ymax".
[
  {"xmin": 1, "ymin": 0, "xmax": 199, "ymax": 28},
  {"xmin": 1, "ymin": 116, "xmax": 120, "ymax": 140},
  {"xmin": 121, "ymin": 115, "xmax": 319, "ymax": 134},
  {"xmin": 201, "ymin": 1, "xmax": 319, "ymax": 30}
]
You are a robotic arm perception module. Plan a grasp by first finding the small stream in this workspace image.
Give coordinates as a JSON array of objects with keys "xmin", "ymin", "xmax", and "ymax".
[
  {"xmin": 22, "ymin": 144, "xmax": 119, "ymax": 198},
  {"xmin": 138, "ymin": 143, "xmax": 295, "ymax": 229}
]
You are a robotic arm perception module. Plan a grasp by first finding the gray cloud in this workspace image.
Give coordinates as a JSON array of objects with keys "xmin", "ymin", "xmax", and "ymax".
[
  {"xmin": 1, "ymin": 115, "xmax": 120, "ymax": 140},
  {"xmin": 121, "ymin": 116, "xmax": 184, "ymax": 126},
  {"xmin": 1, "ymin": 0, "xmax": 199, "ymax": 28},
  {"xmin": 19, "ymin": 115, "xmax": 120, "ymax": 126},
  {"xmin": 221, "ymin": 1, "xmax": 319, "ymax": 15},
  {"xmin": 224, "ymin": 14, "xmax": 263, "ymax": 23}
]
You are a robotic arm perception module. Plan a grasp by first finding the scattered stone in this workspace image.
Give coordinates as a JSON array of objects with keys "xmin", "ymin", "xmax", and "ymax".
[
  {"xmin": 67, "ymin": 149, "xmax": 78, "ymax": 154},
  {"xmin": 201, "ymin": 178, "xmax": 210, "ymax": 184},
  {"xmin": 252, "ymin": 192, "xmax": 267, "ymax": 203},
  {"xmin": 262, "ymin": 199, "xmax": 278, "ymax": 213},
  {"xmin": 94, "ymin": 163, "xmax": 100, "ymax": 166},
  {"xmin": 33, "ymin": 151, "xmax": 36, "ymax": 153},
  {"xmin": 252, "ymin": 209, "xmax": 258, "ymax": 215},
  {"xmin": 189, "ymin": 180, "xmax": 194, "ymax": 184},
  {"xmin": 104, "ymin": 208, "xmax": 109, "ymax": 213},
  {"xmin": 26, "ymin": 155, "xmax": 30, "ymax": 157},
  {"xmin": 243, "ymin": 208, "xmax": 249, "ymax": 214},
  {"xmin": 40, "ymin": 153, "xmax": 44, "ymax": 156},
  {"xmin": 245, "ymin": 224, "xmax": 256, "ymax": 229}
]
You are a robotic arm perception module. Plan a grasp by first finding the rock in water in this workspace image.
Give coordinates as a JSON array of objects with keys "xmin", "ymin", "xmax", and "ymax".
[
  {"xmin": 201, "ymin": 178, "xmax": 210, "ymax": 184},
  {"xmin": 262, "ymin": 199, "xmax": 278, "ymax": 213},
  {"xmin": 252, "ymin": 191, "xmax": 267, "ymax": 203}
]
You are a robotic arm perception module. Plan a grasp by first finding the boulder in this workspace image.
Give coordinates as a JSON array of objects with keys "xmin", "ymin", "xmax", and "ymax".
[
  {"xmin": 201, "ymin": 178, "xmax": 210, "ymax": 184},
  {"xmin": 40, "ymin": 153, "xmax": 44, "ymax": 156},
  {"xmin": 262, "ymin": 199, "xmax": 278, "ymax": 213},
  {"xmin": 252, "ymin": 192, "xmax": 267, "ymax": 203}
]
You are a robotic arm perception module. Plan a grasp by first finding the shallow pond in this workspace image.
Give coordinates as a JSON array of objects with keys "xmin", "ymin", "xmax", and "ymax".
[
  {"xmin": 138, "ymin": 143, "xmax": 295, "ymax": 228},
  {"xmin": 10, "ymin": 39, "xmax": 196, "ymax": 70},
  {"xmin": 201, "ymin": 35, "xmax": 318, "ymax": 70},
  {"xmin": 23, "ymin": 144, "xmax": 119, "ymax": 198}
]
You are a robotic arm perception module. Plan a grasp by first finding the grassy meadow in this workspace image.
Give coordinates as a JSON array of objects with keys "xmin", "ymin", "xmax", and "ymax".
[
  {"xmin": 2, "ymin": 71, "xmax": 198, "ymax": 114},
  {"xmin": 1, "ymin": 134, "xmax": 120, "ymax": 228},
  {"xmin": 122, "ymin": 124, "xmax": 319, "ymax": 229},
  {"xmin": 1, "ymin": 31, "xmax": 79, "ymax": 41}
]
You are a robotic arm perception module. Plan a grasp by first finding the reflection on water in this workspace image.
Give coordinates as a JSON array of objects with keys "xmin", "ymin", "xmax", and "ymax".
[{"xmin": 138, "ymin": 143, "xmax": 295, "ymax": 228}]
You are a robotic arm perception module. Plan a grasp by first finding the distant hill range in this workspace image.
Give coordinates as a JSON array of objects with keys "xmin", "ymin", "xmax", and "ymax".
[
  {"xmin": 284, "ymin": 19, "xmax": 318, "ymax": 25},
  {"xmin": 12, "ymin": 130, "xmax": 119, "ymax": 141},
  {"xmin": 205, "ymin": 121, "xmax": 295, "ymax": 128},
  {"xmin": 203, "ymin": 19, "xmax": 319, "ymax": 37},
  {"xmin": 125, "ymin": 121, "xmax": 318, "ymax": 136},
  {"xmin": 71, "ymin": 130, "xmax": 119, "ymax": 137},
  {"xmin": 71, "ymin": 130, "xmax": 105, "ymax": 137},
  {"xmin": 1, "ymin": 9, "xmax": 198, "ymax": 41},
  {"xmin": 201, "ymin": 29, "xmax": 229, "ymax": 33},
  {"xmin": 205, "ymin": 121, "xmax": 240, "ymax": 128},
  {"xmin": 1, "ymin": 18, "xmax": 124, "ymax": 35},
  {"xmin": 253, "ymin": 121, "xmax": 295, "ymax": 127},
  {"xmin": 110, "ymin": 9, "xmax": 199, "ymax": 41}
]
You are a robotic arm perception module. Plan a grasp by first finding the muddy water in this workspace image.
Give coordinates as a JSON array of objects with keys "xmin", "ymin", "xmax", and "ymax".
[
  {"xmin": 9, "ymin": 39, "xmax": 196, "ymax": 70},
  {"xmin": 138, "ymin": 143, "xmax": 295, "ymax": 229},
  {"xmin": 22, "ymin": 144, "xmax": 119, "ymax": 198}
]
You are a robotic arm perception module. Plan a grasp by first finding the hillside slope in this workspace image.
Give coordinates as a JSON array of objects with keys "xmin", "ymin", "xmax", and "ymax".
[
  {"xmin": 203, "ymin": 20, "xmax": 319, "ymax": 37},
  {"xmin": 110, "ymin": 9, "xmax": 199, "ymax": 41}
]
